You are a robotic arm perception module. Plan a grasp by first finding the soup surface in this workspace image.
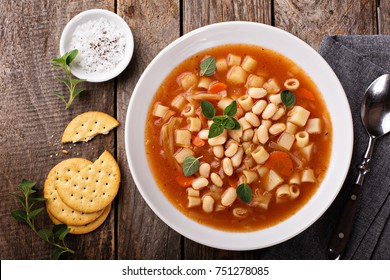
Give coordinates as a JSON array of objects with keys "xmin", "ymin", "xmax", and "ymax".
[{"xmin": 145, "ymin": 44, "xmax": 332, "ymax": 232}]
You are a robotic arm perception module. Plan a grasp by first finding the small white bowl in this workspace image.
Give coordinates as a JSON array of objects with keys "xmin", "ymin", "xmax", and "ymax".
[
  {"xmin": 60, "ymin": 9, "xmax": 134, "ymax": 83},
  {"xmin": 125, "ymin": 22, "xmax": 353, "ymax": 250}
]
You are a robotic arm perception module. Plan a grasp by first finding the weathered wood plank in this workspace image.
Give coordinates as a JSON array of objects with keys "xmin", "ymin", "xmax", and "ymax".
[
  {"xmin": 183, "ymin": 0, "xmax": 272, "ymax": 34},
  {"xmin": 116, "ymin": 0, "xmax": 182, "ymax": 259},
  {"xmin": 274, "ymin": 0, "xmax": 377, "ymax": 50},
  {"xmin": 0, "ymin": 0, "xmax": 115, "ymax": 259},
  {"xmin": 378, "ymin": 0, "xmax": 390, "ymax": 35},
  {"xmin": 181, "ymin": 0, "xmax": 272, "ymax": 260}
]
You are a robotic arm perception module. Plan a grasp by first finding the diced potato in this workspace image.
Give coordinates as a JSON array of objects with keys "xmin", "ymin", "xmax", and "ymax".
[
  {"xmin": 263, "ymin": 78, "xmax": 280, "ymax": 94},
  {"xmin": 175, "ymin": 129, "xmax": 191, "ymax": 147},
  {"xmin": 277, "ymin": 132, "xmax": 295, "ymax": 151},
  {"xmin": 226, "ymin": 66, "xmax": 248, "ymax": 85},
  {"xmin": 178, "ymin": 72, "xmax": 197, "ymax": 91},
  {"xmin": 217, "ymin": 96, "xmax": 234, "ymax": 110},
  {"xmin": 153, "ymin": 103, "xmax": 169, "ymax": 118},
  {"xmin": 287, "ymin": 106, "xmax": 311, "ymax": 127},
  {"xmin": 265, "ymin": 169, "xmax": 284, "ymax": 191},
  {"xmin": 306, "ymin": 118, "xmax": 322, "ymax": 134},
  {"xmin": 246, "ymin": 74, "xmax": 265, "ymax": 88},
  {"xmin": 174, "ymin": 148, "xmax": 194, "ymax": 164}
]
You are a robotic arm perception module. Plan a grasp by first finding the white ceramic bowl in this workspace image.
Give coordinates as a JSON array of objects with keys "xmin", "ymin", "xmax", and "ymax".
[
  {"xmin": 125, "ymin": 22, "xmax": 353, "ymax": 250},
  {"xmin": 60, "ymin": 9, "xmax": 134, "ymax": 82}
]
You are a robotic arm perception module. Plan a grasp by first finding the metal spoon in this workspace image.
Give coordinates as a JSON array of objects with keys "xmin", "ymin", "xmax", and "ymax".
[{"xmin": 328, "ymin": 74, "xmax": 390, "ymax": 260}]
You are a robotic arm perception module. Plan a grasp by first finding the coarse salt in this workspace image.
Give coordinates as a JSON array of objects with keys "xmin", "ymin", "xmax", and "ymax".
[{"xmin": 69, "ymin": 17, "xmax": 126, "ymax": 73}]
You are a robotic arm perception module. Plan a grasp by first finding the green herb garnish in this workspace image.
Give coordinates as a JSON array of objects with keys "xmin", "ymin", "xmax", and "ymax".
[
  {"xmin": 10, "ymin": 179, "xmax": 74, "ymax": 259},
  {"xmin": 201, "ymin": 100, "xmax": 240, "ymax": 138},
  {"xmin": 182, "ymin": 156, "xmax": 203, "ymax": 176},
  {"xmin": 51, "ymin": 49, "xmax": 86, "ymax": 109},
  {"xmin": 200, "ymin": 57, "xmax": 216, "ymax": 76},
  {"xmin": 281, "ymin": 90, "xmax": 296, "ymax": 108},
  {"xmin": 236, "ymin": 183, "xmax": 252, "ymax": 203}
]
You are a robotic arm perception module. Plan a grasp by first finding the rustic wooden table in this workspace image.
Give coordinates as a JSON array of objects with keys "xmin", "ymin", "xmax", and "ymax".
[{"xmin": 0, "ymin": 0, "xmax": 388, "ymax": 260}]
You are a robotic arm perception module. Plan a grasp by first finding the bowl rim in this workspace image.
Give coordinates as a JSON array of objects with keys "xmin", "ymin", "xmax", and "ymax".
[
  {"xmin": 60, "ymin": 8, "xmax": 134, "ymax": 83},
  {"xmin": 125, "ymin": 21, "xmax": 354, "ymax": 250}
]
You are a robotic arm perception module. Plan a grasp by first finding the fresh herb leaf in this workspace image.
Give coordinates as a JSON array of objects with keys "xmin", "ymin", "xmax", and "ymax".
[
  {"xmin": 224, "ymin": 101, "xmax": 237, "ymax": 117},
  {"xmin": 201, "ymin": 101, "xmax": 241, "ymax": 138},
  {"xmin": 200, "ymin": 57, "xmax": 216, "ymax": 76},
  {"xmin": 236, "ymin": 183, "xmax": 252, "ymax": 203},
  {"xmin": 182, "ymin": 156, "xmax": 202, "ymax": 176},
  {"xmin": 223, "ymin": 117, "xmax": 236, "ymax": 130},
  {"xmin": 208, "ymin": 122, "xmax": 225, "ymax": 138},
  {"xmin": 281, "ymin": 90, "xmax": 296, "ymax": 108},
  {"xmin": 201, "ymin": 100, "xmax": 216, "ymax": 119},
  {"xmin": 51, "ymin": 49, "xmax": 86, "ymax": 109},
  {"xmin": 10, "ymin": 179, "xmax": 74, "ymax": 259}
]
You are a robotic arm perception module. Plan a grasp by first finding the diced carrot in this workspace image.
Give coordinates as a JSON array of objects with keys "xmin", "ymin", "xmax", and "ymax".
[
  {"xmin": 208, "ymin": 82, "xmax": 227, "ymax": 94},
  {"xmin": 175, "ymin": 172, "xmax": 195, "ymax": 188},
  {"xmin": 264, "ymin": 151, "xmax": 294, "ymax": 177},
  {"xmin": 192, "ymin": 135, "xmax": 206, "ymax": 147},
  {"xmin": 295, "ymin": 88, "xmax": 315, "ymax": 101}
]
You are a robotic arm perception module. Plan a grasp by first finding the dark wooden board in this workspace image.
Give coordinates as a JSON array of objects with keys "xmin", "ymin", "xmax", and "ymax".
[
  {"xmin": 115, "ymin": 0, "xmax": 182, "ymax": 259},
  {"xmin": 0, "ymin": 0, "xmax": 116, "ymax": 259}
]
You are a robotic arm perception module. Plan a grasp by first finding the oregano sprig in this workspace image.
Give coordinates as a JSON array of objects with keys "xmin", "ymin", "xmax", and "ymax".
[
  {"xmin": 51, "ymin": 49, "xmax": 86, "ymax": 109},
  {"xmin": 201, "ymin": 100, "xmax": 240, "ymax": 138},
  {"xmin": 10, "ymin": 179, "xmax": 74, "ymax": 259}
]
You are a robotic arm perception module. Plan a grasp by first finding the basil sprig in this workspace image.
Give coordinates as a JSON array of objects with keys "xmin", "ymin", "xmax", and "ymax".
[
  {"xmin": 182, "ymin": 156, "xmax": 202, "ymax": 176},
  {"xmin": 201, "ymin": 100, "xmax": 240, "ymax": 138}
]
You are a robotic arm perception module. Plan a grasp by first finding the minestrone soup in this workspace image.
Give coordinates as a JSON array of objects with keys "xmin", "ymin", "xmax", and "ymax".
[{"xmin": 145, "ymin": 44, "xmax": 332, "ymax": 232}]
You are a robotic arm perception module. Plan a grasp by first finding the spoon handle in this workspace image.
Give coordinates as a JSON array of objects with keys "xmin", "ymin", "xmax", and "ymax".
[
  {"xmin": 328, "ymin": 183, "xmax": 362, "ymax": 259},
  {"xmin": 328, "ymin": 136, "xmax": 376, "ymax": 260}
]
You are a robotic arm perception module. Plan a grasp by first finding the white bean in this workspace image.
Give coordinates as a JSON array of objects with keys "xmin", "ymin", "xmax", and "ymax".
[
  {"xmin": 199, "ymin": 163, "xmax": 211, "ymax": 178},
  {"xmin": 252, "ymin": 100, "xmax": 267, "ymax": 115},
  {"xmin": 192, "ymin": 177, "xmax": 209, "ymax": 190},
  {"xmin": 213, "ymin": 145, "xmax": 225, "ymax": 158},
  {"xmin": 262, "ymin": 103, "xmax": 277, "ymax": 119},
  {"xmin": 231, "ymin": 147, "xmax": 244, "ymax": 167},
  {"xmin": 225, "ymin": 141, "xmax": 239, "ymax": 157},
  {"xmin": 269, "ymin": 123, "xmax": 286, "ymax": 136},
  {"xmin": 257, "ymin": 124, "xmax": 269, "ymax": 144},
  {"xmin": 210, "ymin": 172, "xmax": 223, "ymax": 187},
  {"xmin": 242, "ymin": 128, "xmax": 254, "ymax": 142},
  {"xmin": 221, "ymin": 187, "xmax": 237, "ymax": 206},
  {"xmin": 245, "ymin": 112, "xmax": 260, "ymax": 127},
  {"xmin": 222, "ymin": 157, "xmax": 233, "ymax": 176},
  {"xmin": 202, "ymin": 195, "xmax": 215, "ymax": 213}
]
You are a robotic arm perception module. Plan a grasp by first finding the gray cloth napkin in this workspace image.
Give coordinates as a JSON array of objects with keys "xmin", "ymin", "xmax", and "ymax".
[{"xmin": 257, "ymin": 35, "xmax": 390, "ymax": 260}]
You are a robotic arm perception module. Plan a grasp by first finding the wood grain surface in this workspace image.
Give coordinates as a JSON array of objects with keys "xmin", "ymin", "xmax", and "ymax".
[{"xmin": 0, "ymin": 0, "xmax": 388, "ymax": 260}]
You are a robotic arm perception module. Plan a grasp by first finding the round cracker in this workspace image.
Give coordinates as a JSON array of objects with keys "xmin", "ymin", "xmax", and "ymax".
[
  {"xmin": 56, "ymin": 150, "xmax": 120, "ymax": 213},
  {"xmin": 61, "ymin": 111, "xmax": 119, "ymax": 144},
  {"xmin": 48, "ymin": 204, "xmax": 111, "ymax": 235},
  {"xmin": 44, "ymin": 158, "xmax": 104, "ymax": 226}
]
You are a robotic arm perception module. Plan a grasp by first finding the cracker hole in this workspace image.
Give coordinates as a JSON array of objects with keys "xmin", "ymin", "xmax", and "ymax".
[
  {"xmin": 56, "ymin": 177, "xmax": 59, "ymax": 181},
  {"xmin": 96, "ymin": 180, "xmax": 99, "ymax": 183},
  {"xmin": 83, "ymin": 187, "xmax": 86, "ymax": 190},
  {"xmin": 81, "ymin": 124, "xmax": 84, "ymax": 127},
  {"xmin": 71, "ymin": 211, "xmax": 74, "ymax": 213},
  {"xmin": 71, "ymin": 194, "xmax": 74, "ymax": 197},
  {"xmin": 90, "ymin": 200, "xmax": 93, "ymax": 203},
  {"xmin": 62, "ymin": 209, "xmax": 65, "ymax": 212},
  {"xmin": 68, "ymin": 169, "xmax": 71, "ymax": 172},
  {"xmin": 95, "ymin": 121, "xmax": 98, "ymax": 124},
  {"xmin": 93, "ymin": 190, "xmax": 96, "ymax": 193},
  {"xmin": 76, "ymin": 132, "xmax": 79, "ymax": 135},
  {"xmin": 53, "ymin": 198, "xmax": 56, "ymax": 201},
  {"xmin": 80, "ymin": 197, "xmax": 83, "ymax": 200},
  {"xmin": 103, "ymin": 193, "xmax": 106, "ymax": 196}
]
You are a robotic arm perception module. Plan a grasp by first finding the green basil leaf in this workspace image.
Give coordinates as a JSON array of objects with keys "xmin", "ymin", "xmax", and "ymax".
[
  {"xmin": 236, "ymin": 183, "xmax": 252, "ymax": 203},
  {"xmin": 212, "ymin": 115, "xmax": 227, "ymax": 124},
  {"xmin": 281, "ymin": 90, "xmax": 296, "ymax": 108},
  {"xmin": 200, "ymin": 57, "xmax": 216, "ymax": 76},
  {"xmin": 201, "ymin": 100, "xmax": 216, "ymax": 119},
  {"xmin": 10, "ymin": 193, "xmax": 25, "ymax": 206},
  {"xmin": 182, "ymin": 156, "xmax": 200, "ymax": 176},
  {"xmin": 11, "ymin": 210, "xmax": 28, "ymax": 222},
  {"xmin": 51, "ymin": 248, "xmax": 67, "ymax": 260},
  {"xmin": 28, "ymin": 207, "xmax": 44, "ymax": 220},
  {"xmin": 65, "ymin": 49, "xmax": 78, "ymax": 65},
  {"xmin": 208, "ymin": 123, "xmax": 224, "ymax": 138},
  {"xmin": 18, "ymin": 179, "xmax": 36, "ymax": 198},
  {"xmin": 53, "ymin": 224, "xmax": 70, "ymax": 241},
  {"xmin": 230, "ymin": 117, "xmax": 241, "ymax": 130},
  {"xmin": 37, "ymin": 228, "xmax": 53, "ymax": 242},
  {"xmin": 223, "ymin": 117, "xmax": 236, "ymax": 130},
  {"xmin": 224, "ymin": 101, "xmax": 237, "ymax": 117}
]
